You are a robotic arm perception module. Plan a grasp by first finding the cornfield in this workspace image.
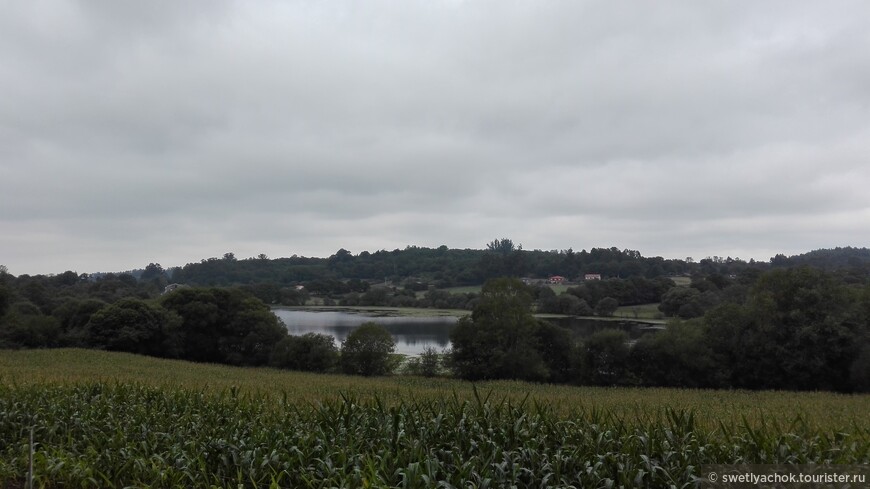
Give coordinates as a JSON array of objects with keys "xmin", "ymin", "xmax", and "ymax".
[{"xmin": 1, "ymin": 382, "xmax": 867, "ymax": 488}]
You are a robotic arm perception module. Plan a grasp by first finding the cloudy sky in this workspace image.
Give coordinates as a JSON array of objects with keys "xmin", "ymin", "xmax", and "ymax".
[{"xmin": 2, "ymin": 1, "xmax": 870, "ymax": 275}]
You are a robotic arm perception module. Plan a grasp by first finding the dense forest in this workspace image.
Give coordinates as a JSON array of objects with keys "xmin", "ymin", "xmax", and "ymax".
[
  {"xmin": 1, "ymin": 244, "xmax": 869, "ymax": 392},
  {"xmin": 165, "ymin": 243, "xmax": 870, "ymax": 288},
  {"xmin": 169, "ymin": 242, "xmax": 694, "ymax": 287}
]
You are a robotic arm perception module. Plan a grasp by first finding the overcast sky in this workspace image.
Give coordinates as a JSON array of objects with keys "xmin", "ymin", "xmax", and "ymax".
[{"xmin": 2, "ymin": 1, "xmax": 870, "ymax": 275}]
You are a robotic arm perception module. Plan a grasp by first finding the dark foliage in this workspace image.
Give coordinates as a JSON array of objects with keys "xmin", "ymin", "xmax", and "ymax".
[
  {"xmin": 270, "ymin": 333, "xmax": 339, "ymax": 373},
  {"xmin": 451, "ymin": 278, "xmax": 568, "ymax": 382},
  {"xmin": 340, "ymin": 322, "xmax": 396, "ymax": 376},
  {"xmin": 85, "ymin": 298, "xmax": 182, "ymax": 357},
  {"xmin": 1, "ymin": 246, "xmax": 869, "ymax": 391},
  {"xmin": 160, "ymin": 287, "xmax": 287, "ymax": 366}
]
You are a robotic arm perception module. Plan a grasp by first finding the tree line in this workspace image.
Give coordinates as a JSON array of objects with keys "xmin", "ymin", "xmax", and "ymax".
[
  {"xmin": 450, "ymin": 273, "xmax": 869, "ymax": 392},
  {"xmin": 2, "ymin": 246, "xmax": 869, "ymax": 391},
  {"xmin": 169, "ymin": 243, "xmax": 695, "ymax": 288},
  {"xmin": 0, "ymin": 278, "xmax": 398, "ymax": 377}
]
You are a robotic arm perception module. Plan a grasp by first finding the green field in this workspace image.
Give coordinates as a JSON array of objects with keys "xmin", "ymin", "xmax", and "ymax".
[
  {"xmin": 444, "ymin": 284, "xmax": 571, "ymax": 295},
  {"xmin": 669, "ymin": 275, "xmax": 692, "ymax": 286},
  {"xmin": 442, "ymin": 285, "xmax": 483, "ymax": 295},
  {"xmin": 1, "ymin": 349, "xmax": 868, "ymax": 487},
  {"xmin": 614, "ymin": 303, "xmax": 664, "ymax": 320}
]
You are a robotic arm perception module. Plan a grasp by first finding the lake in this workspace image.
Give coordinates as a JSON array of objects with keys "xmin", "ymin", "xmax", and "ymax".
[
  {"xmin": 273, "ymin": 309, "xmax": 458, "ymax": 355},
  {"xmin": 274, "ymin": 309, "xmax": 662, "ymax": 355}
]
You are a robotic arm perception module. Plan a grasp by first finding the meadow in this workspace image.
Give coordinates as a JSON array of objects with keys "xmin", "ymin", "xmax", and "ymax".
[
  {"xmin": 1, "ymin": 349, "xmax": 868, "ymax": 487},
  {"xmin": 613, "ymin": 303, "xmax": 664, "ymax": 320}
]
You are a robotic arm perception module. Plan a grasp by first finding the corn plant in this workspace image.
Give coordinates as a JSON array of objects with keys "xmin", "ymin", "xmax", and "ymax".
[{"xmin": 1, "ymin": 382, "xmax": 867, "ymax": 488}]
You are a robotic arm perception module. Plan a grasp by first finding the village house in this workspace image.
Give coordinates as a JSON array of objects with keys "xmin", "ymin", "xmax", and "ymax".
[{"xmin": 548, "ymin": 275, "xmax": 566, "ymax": 284}]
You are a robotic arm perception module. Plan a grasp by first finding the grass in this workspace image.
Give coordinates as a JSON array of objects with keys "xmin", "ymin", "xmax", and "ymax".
[
  {"xmin": 444, "ymin": 284, "xmax": 571, "ymax": 295},
  {"xmin": 1, "ymin": 349, "xmax": 868, "ymax": 487},
  {"xmin": 442, "ymin": 285, "xmax": 482, "ymax": 295},
  {"xmin": 614, "ymin": 303, "xmax": 664, "ymax": 320},
  {"xmin": 1, "ymin": 349, "xmax": 867, "ymax": 432},
  {"xmin": 669, "ymin": 275, "xmax": 692, "ymax": 286}
]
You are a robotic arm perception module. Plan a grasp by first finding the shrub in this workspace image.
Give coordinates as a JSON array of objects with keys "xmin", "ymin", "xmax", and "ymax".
[
  {"xmin": 577, "ymin": 329, "xmax": 634, "ymax": 386},
  {"xmin": 405, "ymin": 346, "xmax": 441, "ymax": 377},
  {"xmin": 340, "ymin": 322, "xmax": 396, "ymax": 376},
  {"xmin": 160, "ymin": 287, "xmax": 286, "ymax": 366},
  {"xmin": 270, "ymin": 333, "xmax": 338, "ymax": 373},
  {"xmin": 594, "ymin": 297, "xmax": 619, "ymax": 317},
  {"xmin": 84, "ymin": 299, "xmax": 182, "ymax": 357}
]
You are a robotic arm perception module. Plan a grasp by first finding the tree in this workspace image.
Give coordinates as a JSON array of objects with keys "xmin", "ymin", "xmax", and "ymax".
[
  {"xmin": 849, "ymin": 344, "xmax": 870, "ymax": 393},
  {"xmin": 630, "ymin": 320, "xmax": 725, "ymax": 388},
  {"xmin": 534, "ymin": 320, "xmax": 575, "ymax": 383},
  {"xmin": 559, "ymin": 293, "xmax": 593, "ymax": 316},
  {"xmin": 140, "ymin": 263, "xmax": 165, "ymax": 282},
  {"xmin": 658, "ymin": 287, "xmax": 701, "ymax": 317},
  {"xmin": 486, "ymin": 238, "xmax": 518, "ymax": 255},
  {"xmin": 84, "ymin": 299, "xmax": 182, "ymax": 357},
  {"xmin": 577, "ymin": 329, "xmax": 633, "ymax": 386},
  {"xmin": 0, "ymin": 302, "xmax": 61, "ymax": 349},
  {"xmin": 406, "ymin": 346, "xmax": 441, "ymax": 377},
  {"xmin": 595, "ymin": 297, "xmax": 619, "ymax": 317},
  {"xmin": 270, "ymin": 333, "xmax": 338, "ymax": 373},
  {"xmin": 0, "ymin": 285, "xmax": 11, "ymax": 318},
  {"xmin": 52, "ymin": 298, "xmax": 108, "ymax": 346},
  {"xmin": 705, "ymin": 267, "xmax": 864, "ymax": 391},
  {"xmin": 161, "ymin": 287, "xmax": 287, "ymax": 366},
  {"xmin": 450, "ymin": 278, "xmax": 550, "ymax": 381},
  {"xmin": 340, "ymin": 322, "xmax": 396, "ymax": 376},
  {"xmin": 535, "ymin": 287, "xmax": 560, "ymax": 314}
]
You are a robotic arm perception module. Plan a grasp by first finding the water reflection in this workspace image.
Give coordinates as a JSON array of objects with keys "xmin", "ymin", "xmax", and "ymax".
[
  {"xmin": 273, "ymin": 309, "xmax": 662, "ymax": 356},
  {"xmin": 550, "ymin": 317, "xmax": 664, "ymax": 340},
  {"xmin": 273, "ymin": 309, "xmax": 457, "ymax": 355}
]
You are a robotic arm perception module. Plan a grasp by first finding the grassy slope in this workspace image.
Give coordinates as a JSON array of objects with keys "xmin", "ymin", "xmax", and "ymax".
[{"xmin": 2, "ymin": 349, "xmax": 868, "ymax": 432}]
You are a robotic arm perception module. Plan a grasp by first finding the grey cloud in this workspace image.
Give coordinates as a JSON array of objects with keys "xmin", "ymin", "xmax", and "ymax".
[{"xmin": 2, "ymin": 1, "xmax": 870, "ymax": 274}]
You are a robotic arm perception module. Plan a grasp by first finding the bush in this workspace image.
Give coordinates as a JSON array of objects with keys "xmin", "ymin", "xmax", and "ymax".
[
  {"xmin": 270, "ymin": 333, "xmax": 338, "ymax": 373},
  {"xmin": 84, "ymin": 299, "xmax": 182, "ymax": 358},
  {"xmin": 160, "ymin": 287, "xmax": 286, "ymax": 366},
  {"xmin": 848, "ymin": 345, "xmax": 870, "ymax": 393},
  {"xmin": 450, "ymin": 278, "xmax": 547, "ymax": 381},
  {"xmin": 340, "ymin": 322, "xmax": 396, "ymax": 376},
  {"xmin": 577, "ymin": 329, "xmax": 633, "ymax": 386},
  {"xmin": 0, "ymin": 312, "xmax": 61, "ymax": 349},
  {"xmin": 630, "ymin": 320, "xmax": 725, "ymax": 388},
  {"xmin": 594, "ymin": 297, "xmax": 619, "ymax": 317},
  {"xmin": 405, "ymin": 346, "xmax": 441, "ymax": 377}
]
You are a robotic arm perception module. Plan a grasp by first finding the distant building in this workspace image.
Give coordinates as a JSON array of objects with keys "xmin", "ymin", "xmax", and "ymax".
[
  {"xmin": 584, "ymin": 273, "xmax": 602, "ymax": 281},
  {"xmin": 548, "ymin": 275, "xmax": 566, "ymax": 284}
]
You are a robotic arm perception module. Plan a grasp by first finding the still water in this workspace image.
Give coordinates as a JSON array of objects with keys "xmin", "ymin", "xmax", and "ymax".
[
  {"xmin": 273, "ymin": 309, "xmax": 660, "ymax": 355},
  {"xmin": 273, "ymin": 309, "xmax": 457, "ymax": 355}
]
